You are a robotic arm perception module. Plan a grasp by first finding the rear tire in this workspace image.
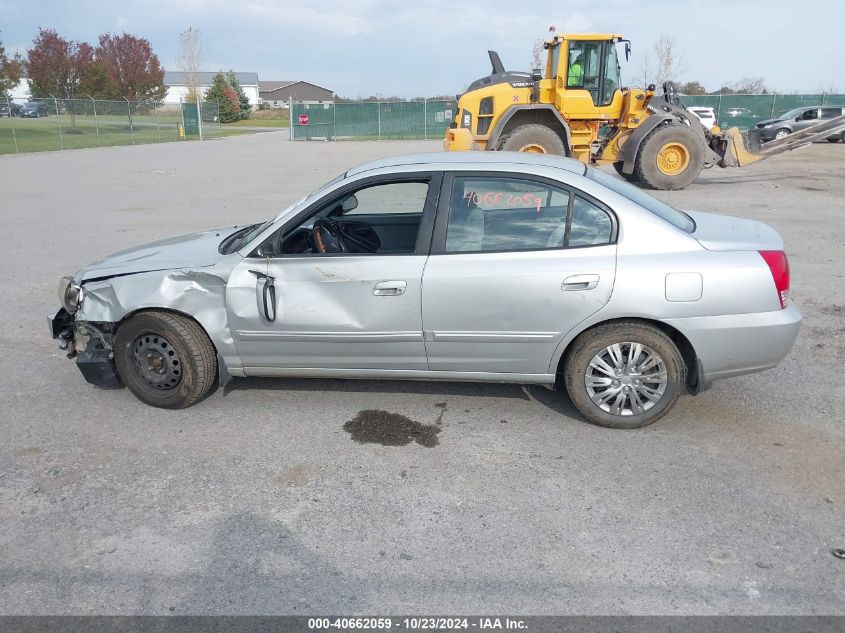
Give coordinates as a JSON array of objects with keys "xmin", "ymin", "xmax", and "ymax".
[
  {"xmin": 114, "ymin": 311, "xmax": 217, "ymax": 409},
  {"xmin": 499, "ymin": 124, "xmax": 566, "ymax": 155},
  {"xmin": 563, "ymin": 321, "xmax": 686, "ymax": 429},
  {"xmin": 634, "ymin": 123, "xmax": 705, "ymax": 190}
]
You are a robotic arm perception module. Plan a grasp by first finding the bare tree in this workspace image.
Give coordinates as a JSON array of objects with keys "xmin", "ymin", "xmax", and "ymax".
[
  {"xmin": 636, "ymin": 36, "xmax": 683, "ymax": 89},
  {"xmin": 530, "ymin": 39, "xmax": 544, "ymax": 73},
  {"xmin": 653, "ymin": 36, "xmax": 683, "ymax": 87},
  {"xmin": 177, "ymin": 27, "xmax": 203, "ymax": 102},
  {"xmin": 733, "ymin": 76, "xmax": 767, "ymax": 94}
]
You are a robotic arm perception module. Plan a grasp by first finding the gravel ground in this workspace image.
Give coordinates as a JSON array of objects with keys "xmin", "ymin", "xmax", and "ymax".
[{"xmin": 0, "ymin": 133, "xmax": 843, "ymax": 615}]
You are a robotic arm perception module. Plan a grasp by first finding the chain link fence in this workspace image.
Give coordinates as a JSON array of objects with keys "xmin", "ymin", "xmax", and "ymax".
[
  {"xmin": 682, "ymin": 93, "xmax": 845, "ymax": 130},
  {"xmin": 291, "ymin": 99, "xmax": 456, "ymax": 140},
  {"xmin": 0, "ymin": 96, "xmax": 222, "ymax": 154}
]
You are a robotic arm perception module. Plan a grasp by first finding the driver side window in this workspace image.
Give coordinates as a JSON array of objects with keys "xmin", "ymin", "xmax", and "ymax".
[{"xmin": 274, "ymin": 180, "xmax": 431, "ymax": 256}]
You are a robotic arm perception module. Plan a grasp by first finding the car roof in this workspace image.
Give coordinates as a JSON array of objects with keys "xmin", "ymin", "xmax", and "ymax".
[{"xmin": 346, "ymin": 151, "xmax": 588, "ymax": 177}]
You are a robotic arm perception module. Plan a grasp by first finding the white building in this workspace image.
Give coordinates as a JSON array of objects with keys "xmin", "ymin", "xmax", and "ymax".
[{"xmin": 162, "ymin": 71, "xmax": 260, "ymax": 106}]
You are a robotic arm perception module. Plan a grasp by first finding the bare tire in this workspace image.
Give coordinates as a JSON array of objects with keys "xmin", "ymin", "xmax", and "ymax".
[
  {"xmin": 613, "ymin": 161, "xmax": 639, "ymax": 183},
  {"xmin": 634, "ymin": 123, "xmax": 705, "ymax": 190},
  {"xmin": 773, "ymin": 128, "xmax": 790, "ymax": 141},
  {"xmin": 563, "ymin": 322, "xmax": 685, "ymax": 429},
  {"xmin": 499, "ymin": 124, "xmax": 566, "ymax": 155},
  {"xmin": 114, "ymin": 311, "xmax": 217, "ymax": 409}
]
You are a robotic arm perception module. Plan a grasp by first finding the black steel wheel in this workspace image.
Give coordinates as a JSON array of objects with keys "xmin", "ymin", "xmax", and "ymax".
[{"xmin": 114, "ymin": 311, "xmax": 217, "ymax": 409}]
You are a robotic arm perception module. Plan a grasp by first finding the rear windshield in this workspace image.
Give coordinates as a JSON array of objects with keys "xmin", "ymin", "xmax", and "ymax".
[{"xmin": 587, "ymin": 167, "xmax": 696, "ymax": 233}]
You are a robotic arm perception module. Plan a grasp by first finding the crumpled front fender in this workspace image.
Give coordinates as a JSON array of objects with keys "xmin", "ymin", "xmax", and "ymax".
[{"xmin": 77, "ymin": 264, "xmax": 243, "ymax": 377}]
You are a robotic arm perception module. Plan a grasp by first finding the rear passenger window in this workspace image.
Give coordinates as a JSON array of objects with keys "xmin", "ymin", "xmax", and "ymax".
[
  {"xmin": 821, "ymin": 107, "xmax": 843, "ymax": 119},
  {"xmin": 444, "ymin": 176, "xmax": 612, "ymax": 253}
]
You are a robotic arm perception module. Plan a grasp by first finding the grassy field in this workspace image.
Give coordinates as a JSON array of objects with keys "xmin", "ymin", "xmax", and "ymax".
[{"xmin": 0, "ymin": 114, "xmax": 239, "ymax": 154}]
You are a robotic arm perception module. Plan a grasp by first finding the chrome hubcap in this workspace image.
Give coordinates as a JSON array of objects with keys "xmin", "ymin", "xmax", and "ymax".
[
  {"xmin": 585, "ymin": 342, "xmax": 668, "ymax": 416},
  {"xmin": 132, "ymin": 333, "xmax": 182, "ymax": 391}
]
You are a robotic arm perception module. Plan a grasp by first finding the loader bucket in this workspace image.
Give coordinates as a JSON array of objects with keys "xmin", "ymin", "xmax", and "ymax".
[{"xmin": 718, "ymin": 114, "xmax": 845, "ymax": 168}]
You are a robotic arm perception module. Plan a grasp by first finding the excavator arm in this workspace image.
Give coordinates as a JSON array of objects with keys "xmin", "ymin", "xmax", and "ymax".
[{"xmin": 716, "ymin": 114, "xmax": 845, "ymax": 167}]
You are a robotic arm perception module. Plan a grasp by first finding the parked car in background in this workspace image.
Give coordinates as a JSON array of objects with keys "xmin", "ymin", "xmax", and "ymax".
[
  {"xmin": 718, "ymin": 107, "xmax": 760, "ymax": 131},
  {"xmin": 18, "ymin": 101, "xmax": 49, "ymax": 118},
  {"xmin": 687, "ymin": 106, "xmax": 717, "ymax": 129},
  {"xmin": 49, "ymin": 152, "xmax": 800, "ymax": 429},
  {"xmin": 756, "ymin": 106, "xmax": 845, "ymax": 142},
  {"xmin": 0, "ymin": 101, "xmax": 22, "ymax": 117}
]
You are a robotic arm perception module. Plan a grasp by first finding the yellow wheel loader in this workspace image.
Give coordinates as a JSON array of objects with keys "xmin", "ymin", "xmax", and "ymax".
[{"xmin": 444, "ymin": 34, "xmax": 845, "ymax": 189}]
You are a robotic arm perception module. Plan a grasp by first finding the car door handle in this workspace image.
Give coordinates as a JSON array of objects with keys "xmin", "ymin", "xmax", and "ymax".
[
  {"xmin": 249, "ymin": 270, "xmax": 276, "ymax": 321},
  {"xmin": 562, "ymin": 274, "xmax": 600, "ymax": 291},
  {"xmin": 373, "ymin": 280, "xmax": 407, "ymax": 296}
]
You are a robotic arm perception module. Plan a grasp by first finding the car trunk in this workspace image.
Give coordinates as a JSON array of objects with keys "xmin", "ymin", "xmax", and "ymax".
[{"xmin": 685, "ymin": 210, "xmax": 783, "ymax": 251}]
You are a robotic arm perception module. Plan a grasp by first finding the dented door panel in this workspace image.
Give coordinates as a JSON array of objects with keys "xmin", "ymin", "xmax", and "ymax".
[{"xmin": 227, "ymin": 255, "xmax": 429, "ymax": 370}]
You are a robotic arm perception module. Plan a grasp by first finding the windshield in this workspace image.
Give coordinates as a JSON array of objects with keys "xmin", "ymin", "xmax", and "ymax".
[
  {"xmin": 776, "ymin": 107, "xmax": 806, "ymax": 120},
  {"xmin": 587, "ymin": 167, "xmax": 695, "ymax": 233},
  {"xmin": 218, "ymin": 221, "xmax": 271, "ymax": 254}
]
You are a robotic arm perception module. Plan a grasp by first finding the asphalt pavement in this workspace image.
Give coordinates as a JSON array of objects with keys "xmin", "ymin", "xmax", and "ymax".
[{"xmin": 0, "ymin": 134, "xmax": 843, "ymax": 614}]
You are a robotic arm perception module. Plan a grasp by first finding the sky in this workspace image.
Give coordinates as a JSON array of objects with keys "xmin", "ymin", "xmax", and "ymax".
[{"xmin": 2, "ymin": 0, "xmax": 843, "ymax": 97}]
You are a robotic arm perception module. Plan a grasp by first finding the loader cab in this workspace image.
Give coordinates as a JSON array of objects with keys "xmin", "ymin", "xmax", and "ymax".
[{"xmin": 548, "ymin": 34, "xmax": 626, "ymax": 119}]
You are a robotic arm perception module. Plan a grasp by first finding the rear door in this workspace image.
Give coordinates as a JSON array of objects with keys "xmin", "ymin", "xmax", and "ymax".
[{"xmin": 421, "ymin": 172, "xmax": 617, "ymax": 375}]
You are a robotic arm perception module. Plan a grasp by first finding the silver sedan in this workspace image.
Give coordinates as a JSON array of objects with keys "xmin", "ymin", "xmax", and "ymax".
[{"xmin": 50, "ymin": 152, "xmax": 801, "ymax": 428}]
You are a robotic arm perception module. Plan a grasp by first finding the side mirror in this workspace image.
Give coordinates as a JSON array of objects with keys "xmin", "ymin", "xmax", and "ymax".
[
  {"xmin": 255, "ymin": 240, "xmax": 278, "ymax": 258},
  {"xmin": 341, "ymin": 194, "xmax": 358, "ymax": 213},
  {"xmin": 795, "ymin": 116, "xmax": 802, "ymax": 122}
]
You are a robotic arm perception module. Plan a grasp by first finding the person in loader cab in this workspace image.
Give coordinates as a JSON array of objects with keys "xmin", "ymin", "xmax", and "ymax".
[{"xmin": 567, "ymin": 54, "xmax": 584, "ymax": 87}]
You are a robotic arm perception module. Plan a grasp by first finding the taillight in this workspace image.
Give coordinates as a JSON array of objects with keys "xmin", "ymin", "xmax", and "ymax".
[{"xmin": 758, "ymin": 250, "xmax": 790, "ymax": 309}]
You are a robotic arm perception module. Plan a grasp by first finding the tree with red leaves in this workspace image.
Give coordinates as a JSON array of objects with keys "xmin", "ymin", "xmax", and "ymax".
[
  {"xmin": 26, "ymin": 29, "xmax": 95, "ymax": 101},
  {"xmin": 94, "ymin": 33, "xmax": 165, "ymax": 104},
  {"xmin": 0, "ymin": 36, "xmax": 22, "ymax": 96}
]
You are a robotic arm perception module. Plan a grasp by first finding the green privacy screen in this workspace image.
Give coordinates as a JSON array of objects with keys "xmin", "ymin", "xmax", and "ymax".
[
  {"xmin": 290, "ymin": 95, "xmax": 844, "ymax": 141},
  {"xmin": 291, "ymin": 100, "xmax": 456, "ymax": 140}
]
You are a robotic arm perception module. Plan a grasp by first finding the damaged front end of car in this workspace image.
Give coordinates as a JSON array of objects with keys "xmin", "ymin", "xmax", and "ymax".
[
  {"xmin": 48, "ymin": 225, "xmax": 253, "ymax": 391},
  {"xmin": 49, "ymin": 277, "xmax": 123, "ymax": 388}
]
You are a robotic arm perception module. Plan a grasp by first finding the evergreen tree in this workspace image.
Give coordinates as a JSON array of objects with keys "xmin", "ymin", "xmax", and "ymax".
[
  {"xmin": 204, "ymin": 72, "xmax": 239, "ymax": 122},
  {"xmin": 225, "ymin": 70, "xmax": 251, "ymax": 120}
]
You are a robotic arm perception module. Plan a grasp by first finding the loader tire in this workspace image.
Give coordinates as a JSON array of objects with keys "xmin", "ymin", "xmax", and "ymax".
[
  {"xmin": 613, "ymin": 162, "xmax": 640, "ymax": 183},
  {"xmin": 499, "ymin": 124, "xmax": 566, "ymax": 155},
  {"xmin": 634, "ymin": 123, "xmax": 705, "ymax": 190}
]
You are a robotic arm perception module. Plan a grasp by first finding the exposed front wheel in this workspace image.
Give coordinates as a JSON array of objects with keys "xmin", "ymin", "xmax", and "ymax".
[
  {"xmin": 563, "ymin": 322, "xmax": 686, "ymax": 429},
  {"xmin": 114, "ymin": 311, "xmax": 217, "ymax": 409},
  {"xmin": 499, "ymin": 124, "xmax": 566, "ymax": 155},
  {"xmin": 773, "ymin": 128, "xmax": 790, "ymax": 141}
]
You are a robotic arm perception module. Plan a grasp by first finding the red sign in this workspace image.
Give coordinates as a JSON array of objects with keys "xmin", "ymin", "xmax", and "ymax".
[{"xmin": 298, "ymin": 113, "xmax": 309, "ymax": 126}]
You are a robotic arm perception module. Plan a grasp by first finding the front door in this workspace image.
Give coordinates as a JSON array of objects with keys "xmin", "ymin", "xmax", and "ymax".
[
  {"xmin": 422, "ymin": 172, "xmax": 617, "ymax": 375},
  {"xmin": 227, "ymin": 175, "xmax": 439, "ymax": 371}
]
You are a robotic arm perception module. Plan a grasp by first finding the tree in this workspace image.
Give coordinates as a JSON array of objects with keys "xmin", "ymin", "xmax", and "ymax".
[
  {"xmin": 225, "ymin": 70, "xmax": 251, "ymax": 120},
  {"xmin": 711, "ymin": 85, "xmax": 736, "ymax": 95},
  {"xmin": 27, "ymin": 29, "xmax": 95, "ymax": 100},
  {"xmin": 0, "ymin": 36, "xmax": 22, "ymax": 96},
  {"xmin": 177, "ymin": 27, "xmax": 203, "ymax": 103},
  {"xmin": 204, "ymin": 72, "xmax": 239, "ymax": 122},
  {"xmin": 679, "ymin": 80, "xmax": 706, "ymax": 95},
  {"xmin": 94, "ymin": 32, "xmax": 165, "ymax": 104},
  {"xmin": 733, "ymin": 76, "xmax": 767, "ymax": 95},
  {"xmin": 636, "ymin": 36, "xmax": 684, "ymax": 90},
  {"xmin": 26, "ymin": 29, "xmax": 97, "ymax": 126}
]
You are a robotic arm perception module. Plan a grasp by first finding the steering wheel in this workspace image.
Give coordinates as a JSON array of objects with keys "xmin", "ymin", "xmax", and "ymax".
[{"xmin": 312, "ymin": 219, "xmax": 347, "ymax": 254}]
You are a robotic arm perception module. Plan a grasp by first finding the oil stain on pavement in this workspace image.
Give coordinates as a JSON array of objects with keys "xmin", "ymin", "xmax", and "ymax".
[{"xmin": 343, "ymin": 408, "xmax": 443, "ymax": 448}]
